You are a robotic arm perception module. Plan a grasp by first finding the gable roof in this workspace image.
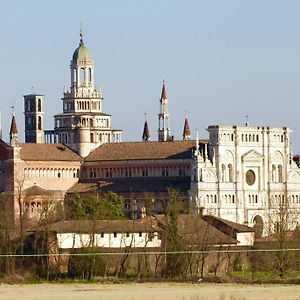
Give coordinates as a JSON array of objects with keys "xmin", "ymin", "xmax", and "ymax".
[
  {"xmin": 49, "ymin": 218, "xmax": 161, "ymax": 234},
  {"xmin": 202, "ymin": 215, "xmax": 254, "ymax": 235},
  {"xmin": 19, "ymin": 143, "xmax": 82, "ymax": 161},
  {"xmin": 85, "ymin": 140, "xmax": 199, "ymax": 162},
  {"xmin": 23, "ymin": 184, "xmax": 56, "ymax": 195},
  {"xmin": 156, "ymin": 214, "xmax": 237, "ymax": 246}
]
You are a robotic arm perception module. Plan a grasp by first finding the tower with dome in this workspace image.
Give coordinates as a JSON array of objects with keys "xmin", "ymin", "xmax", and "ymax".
[{"xmin": 44, "ymin": 31, "xmax": 122, "ymax": 157}]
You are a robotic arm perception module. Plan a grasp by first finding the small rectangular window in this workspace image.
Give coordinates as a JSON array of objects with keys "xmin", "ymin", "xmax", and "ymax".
[
  {"xmin": 101, "ymin": 232, "xmax": 104, "ymax": 238},
  {"xmin": 139, "ymin": 232, "xmax": 142, "ymax": 237},
  {"xmin": 113, "ymin": 232, "xmax": 117, "ymax": 238}
]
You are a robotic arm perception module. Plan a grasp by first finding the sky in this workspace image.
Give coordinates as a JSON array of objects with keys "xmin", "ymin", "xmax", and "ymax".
[{"xmin": 1, "ymin": 1, "xmax": 300, "ymax": 151}]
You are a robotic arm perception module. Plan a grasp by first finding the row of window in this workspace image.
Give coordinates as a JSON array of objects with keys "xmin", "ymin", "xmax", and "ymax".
[
  {"xmin": 271, "ymin": 164, "xmax": 283, "ymax": 182},
  {"xmin": 221, "ymin": 164, "xmax": 234, "ymax": 182},
  {"xmin": 56, "ymin": 116, "xmax": 110, "ymax": 128},
  {"xmin": 74, "ymin": 67, "xmax": 93, "ymax": 85},
  {"xmin": 26, "ymin": 116, "xmax": 42, "ymax": 130},
  {"xmin": 248, "ymin": 194, "xmax": 259, "ymax": 204},
  {"xmin": 26, "ymin": 98, "xmax": 42, "ymax": 112},
  {"xmin": 24, "ymin": 168, "xmax": 79, "ymax": 179},
  {"xmin": 241, "ymin": 134, "xmax": 259, "ymax": 143},
  {"xmin": 205, "ymin": 194, "xmax": 235, "ymax": 204},
  {"xmin": 273, "ymin": 194, "xmax": 285, "ymax": 204},
  {"xmin": 212, "ymin": 131, "xmax": 285, "ymax": 144},
  {"xmin": 85, "ymin": 232, "xmax": 161, "ymax": 241},
  {"xmin": 87, "ymin": 166, "xmax": 189, "ymax": 179},
  {"xmin": 24, "ymin": 201, "xmax": 43, "ymax": 213},
  {"xmin": 290, "ymin": 195, "xmax": 300, "ymax": 204}
]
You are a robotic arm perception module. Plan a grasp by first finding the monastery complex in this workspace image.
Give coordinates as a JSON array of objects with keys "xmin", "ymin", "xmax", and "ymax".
[{"xmin": 1, "ymin": 32, "xmax": 300, "ymax": 237}]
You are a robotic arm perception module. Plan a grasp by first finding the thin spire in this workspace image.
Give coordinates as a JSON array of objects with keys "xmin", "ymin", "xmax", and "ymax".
[
  {"xmin": 182, "ymin": 113, "xmax": 191, "ymax": 140},
  {"xmin": 160, "ymin": 80, "xmax": 167, "ymax": 101},
  {"xmin": 195, "ymin": 129, "xmax": 199, "ymax": 153},
  {"xmin": 142, "ymin": 113, "xmax": 150, "ymax": 142},
  {"xmin": 9, "ymin": 113, "xmax": 18, "ymax": 145}
]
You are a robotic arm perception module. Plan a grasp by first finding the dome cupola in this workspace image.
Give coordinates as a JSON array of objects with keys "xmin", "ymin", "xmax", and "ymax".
[{"xmin": 72, "ymin": 31, "xmax": 93, "ymax": 63}]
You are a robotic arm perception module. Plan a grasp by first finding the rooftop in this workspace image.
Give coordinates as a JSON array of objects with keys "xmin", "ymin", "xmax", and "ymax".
[
  {"xmin": 85, "ymin": 140, "xmax": 203, "ymax": 161},
  {"xmin": 19, "ymin": 143, "xmax": 82, "ymax": 161}
]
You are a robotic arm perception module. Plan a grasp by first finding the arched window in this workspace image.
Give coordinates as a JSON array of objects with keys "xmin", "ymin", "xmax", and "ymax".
[
  {"xmin": 38, "ymin": 116, "xmax": 42, "ymax": 130},
  {"xmin": 80, "ymin": 68, "xmax": 85, "ymax": 84},
  {"xmin": 278, "ymin": 165, "xmax": 283, "ymax": 183},
  {"xmin": 38, "ymin": 99, "xmax": 42, "ymax": 112},
  {"xmin": 89, "ymin": 68, "xmax": 92, "ymax": 82},
  {"xmin": 228, "ymin": 164, "xmax": 233, "ymax": 182},
  {"xmin": 272, "ymin": 165, "xmax": 276, "ymax": 182},
  {"xmin": 221, "ymin": 164, "xmax": 226, "ymax": 182}
]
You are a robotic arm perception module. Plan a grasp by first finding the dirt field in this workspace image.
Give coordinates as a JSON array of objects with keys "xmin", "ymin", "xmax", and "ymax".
[{"xmin": 1, "ymin": 283, "xmax": 300, "ymax": 300}]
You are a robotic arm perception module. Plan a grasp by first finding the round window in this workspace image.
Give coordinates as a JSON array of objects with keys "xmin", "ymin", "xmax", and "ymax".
[{"xmin": 246, "ymin": 170, "xmax": 256, "ymax": 186}]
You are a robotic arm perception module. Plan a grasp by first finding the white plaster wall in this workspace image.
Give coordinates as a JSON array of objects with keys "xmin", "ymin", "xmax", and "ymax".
[
  {"xmin": 236, "ymin": 232, "xmax": 254, "ymax": 246},
  {"xmin": 57, "ymin": 232, "xmax": 161, "ymax": 249}
]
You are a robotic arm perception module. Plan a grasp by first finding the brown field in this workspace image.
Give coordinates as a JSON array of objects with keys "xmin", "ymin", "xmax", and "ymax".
[{"xmin": 0, "ymin": 283, "xmax": 300, "ymax": 300}]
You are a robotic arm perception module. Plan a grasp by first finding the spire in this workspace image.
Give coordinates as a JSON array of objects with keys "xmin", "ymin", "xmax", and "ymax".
[
  {"xmin": 194, "ymin": 129, "xmax": 201, "ymax": 157},
  {"xmin": 142, "ymin": 113, "xmax": 150, "ymax": 142},
  {"xmin": 158, "ymin": 80, "xmax": 170, "ymax": 141},
  {"xmin": 160, "ymin": 80, "xmax": 167, "ymax": 101},
  {"xmin": 182, "ymin": 115, "xmax": 191, "ymax": 140},
  {"xmin": 10, "ymin": 113, "xmax": 18, "ymax": 146}
]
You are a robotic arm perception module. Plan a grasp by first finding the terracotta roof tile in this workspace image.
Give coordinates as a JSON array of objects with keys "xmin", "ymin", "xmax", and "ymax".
[
  {"xmin": 49, "ymin": 218, "xmax": 161, "ymax": 234},
  {"xmin": 19, "ymin": 143, "xmax": 82, "ymax": 161},
  {"xmin": 85, "ymin": 140, "xmax": 197, "ymax": 161},
  {"xmin": 202, "ymin": 215, "xmax": 254, "ymax": 234}
]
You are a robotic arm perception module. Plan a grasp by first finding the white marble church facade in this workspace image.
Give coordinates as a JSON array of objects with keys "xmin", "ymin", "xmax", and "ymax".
[{"xmin": 190, "ymin": 125, "xmax": 300, "ymax": 234}]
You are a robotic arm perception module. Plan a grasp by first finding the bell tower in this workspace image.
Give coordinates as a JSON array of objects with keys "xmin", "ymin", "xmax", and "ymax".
[
  {"xmin": 45, "ymin": 29, "xmax": 122, "ymax": 157},
  {"xmin": 24, "ymin": 94, "xmax": 44, "ymax": 143},
  {"xmin": 158, "ymin": 81, "xmax": 170, "ymax": 141}
]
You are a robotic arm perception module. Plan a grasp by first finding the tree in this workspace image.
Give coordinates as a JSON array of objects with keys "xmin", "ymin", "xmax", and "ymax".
[
  {"xmin": 0, "ymin": 193, "xmax": 16, "ymax": 275},
  {"xmin": 67, "ymin": 191, "xmax": 126, "ymax": 221},
  {"xmin": 66, "ymin": 191, "xmax": 125, "ymax": 279},
  {"xmin": 163, "ymin": 188, "xmax": 183, "ymax": 278}
]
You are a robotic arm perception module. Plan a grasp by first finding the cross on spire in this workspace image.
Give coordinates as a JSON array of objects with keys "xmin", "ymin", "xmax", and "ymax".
[{"xmin": 79, "ymin": 23, "xmax": 84, "ymax": 45}]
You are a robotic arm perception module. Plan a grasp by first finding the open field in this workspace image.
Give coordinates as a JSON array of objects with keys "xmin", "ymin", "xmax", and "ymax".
[{"xmin": 1, "ymin": 283, "xmax": 300, "ymax": 300}]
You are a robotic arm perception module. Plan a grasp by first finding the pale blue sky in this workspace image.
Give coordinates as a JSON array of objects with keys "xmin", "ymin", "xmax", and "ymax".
[{"xmin": 1, "ymin": 1, "xmax": 300, "ymax": 150}]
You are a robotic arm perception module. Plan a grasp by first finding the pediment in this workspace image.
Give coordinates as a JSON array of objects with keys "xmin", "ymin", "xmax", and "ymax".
[
  {"xmin": 288, "ymin": 170, "xmax": 300, "ymax": 182},
  {"xmin": 202, "ymin": 169, "xmax": 217, "ymax": 182},
  {"xmin": 241, "ymin": 150, "xmax": 263, "ymax": 161}
]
